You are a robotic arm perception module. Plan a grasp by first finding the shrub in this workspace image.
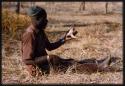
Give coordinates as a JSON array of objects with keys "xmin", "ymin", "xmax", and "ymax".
[{"xmin": 2, "ymin": 9, "xmax": 31, "ymax": 40}]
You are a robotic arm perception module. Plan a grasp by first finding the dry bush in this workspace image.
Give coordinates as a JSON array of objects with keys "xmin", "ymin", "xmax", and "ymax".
[{"xmin": 2, "ymin": 9, "xmax": 31, "ymax": 40}]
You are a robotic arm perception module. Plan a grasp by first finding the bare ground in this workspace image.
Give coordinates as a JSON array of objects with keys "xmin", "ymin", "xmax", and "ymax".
[{"xmin": 2, "ymin": 14, "xmax": 123, "ymax": 84}]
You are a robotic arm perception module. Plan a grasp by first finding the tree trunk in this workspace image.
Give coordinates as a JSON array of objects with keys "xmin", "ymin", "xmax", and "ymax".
[
  {"xmin": 106, "ymin": 2, "xmax": 108, "ymax": 14},
  {"xmin": 16, "ymin": 2, "xmax": 20, "ymax": 14},
  {"xmin": 79, "ymin": 2, "xmax": 85, "ymax": 11},
  {"xmin": 83, "ymin": 2, "xmax": 85, "ymax": 10}
]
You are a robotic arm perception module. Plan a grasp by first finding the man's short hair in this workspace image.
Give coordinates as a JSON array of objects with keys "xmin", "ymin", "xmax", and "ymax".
[{"xmin": 27, "ymin": 6, "xmax": 47, "ymax": 18}]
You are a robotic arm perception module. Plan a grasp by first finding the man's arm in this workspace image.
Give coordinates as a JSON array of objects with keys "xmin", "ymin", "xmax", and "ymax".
[
  {"xmin": 44, "ymin": 27, "xmax": 77, "ymax": 51},
  {"xmin": 22, "ymin": 32, "xmax": 36, "ymax": 65},
  {"xmin": 45, "ymin": 33, "xmax": 66, "ymax": 51},
  {"xmin": 24, "ymin": 56, "xmax": 48, "ymax": 65}
]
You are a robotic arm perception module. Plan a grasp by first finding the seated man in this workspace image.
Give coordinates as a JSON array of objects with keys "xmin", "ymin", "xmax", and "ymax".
[
  {"xmin": 22, "ymin": 6, "xmax": 77, "ymax": 76},
  {"xmin": 22, "ymin": 6, "xmax": 112, "ymax": 77}
]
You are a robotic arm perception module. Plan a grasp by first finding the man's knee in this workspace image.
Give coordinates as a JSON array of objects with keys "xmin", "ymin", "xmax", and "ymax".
[{"xmin": 48, "ymin": 55, "xmax": 61, "ymax": 64}]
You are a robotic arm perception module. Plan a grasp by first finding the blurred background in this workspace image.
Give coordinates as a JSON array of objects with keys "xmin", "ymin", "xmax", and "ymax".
[{"xmin": 2, "ymin": 2, "xmax": 122, "ymax": 40}]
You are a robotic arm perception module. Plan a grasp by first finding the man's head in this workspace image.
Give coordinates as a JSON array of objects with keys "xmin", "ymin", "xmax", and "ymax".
[{"xmin": 27, "ymin": 6, "xmax": 48, "ymax": 30}]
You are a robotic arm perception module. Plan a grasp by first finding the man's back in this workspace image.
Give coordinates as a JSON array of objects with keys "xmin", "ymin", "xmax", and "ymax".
[{"xmin": 22, "ymin": 25, "xmax": 49, "ymax": 61}]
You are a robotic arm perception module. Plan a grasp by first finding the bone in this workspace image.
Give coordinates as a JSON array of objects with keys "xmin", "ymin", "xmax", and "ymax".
[{"xmin": 66, "ymin": 26, "xmax": 77, "ymax": 39}]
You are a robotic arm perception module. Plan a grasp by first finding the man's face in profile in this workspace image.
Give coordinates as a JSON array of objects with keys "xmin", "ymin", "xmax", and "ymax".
[
  {"xmin": 31, "ymin": 10, "xmax": 48, "ymax": 30},
  {"xmin": 36, "ymin": 17, "xmax": 48, "ymax": 30}
]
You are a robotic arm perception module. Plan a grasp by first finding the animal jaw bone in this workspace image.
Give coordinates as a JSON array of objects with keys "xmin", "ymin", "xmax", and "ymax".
[{"xmin": 66, "ymin": 26, "xmax": 78, "ymax": 39}]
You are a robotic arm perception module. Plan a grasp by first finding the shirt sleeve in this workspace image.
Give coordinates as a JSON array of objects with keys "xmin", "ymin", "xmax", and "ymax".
[
  {"xmin": 22, "ymin": 32, "xmax": 36, "ymax": 64},
  {"xmin": 44, "ymin": 33, "xmax": 65, "ymax": 51}
]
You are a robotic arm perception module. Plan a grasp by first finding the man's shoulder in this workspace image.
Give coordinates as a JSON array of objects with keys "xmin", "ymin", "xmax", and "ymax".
[
  {"xmin": 26, "ymin": 25, "xmax": 35, "ymax": 33},
  {"xmin": 22, "ymin": 26, "xmax": 36, "ymax": 39}
]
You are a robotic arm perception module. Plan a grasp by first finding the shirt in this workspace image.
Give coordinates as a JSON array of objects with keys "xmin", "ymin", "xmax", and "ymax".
[{"xmin": 22, "ymin": 25, "xmax": 65, "ymax": 64}]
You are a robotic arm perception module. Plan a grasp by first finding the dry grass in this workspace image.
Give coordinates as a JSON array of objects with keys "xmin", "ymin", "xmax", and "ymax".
[
  {"xmin": 2, "ymin": 9, "xmax": 31, "ymax": 40},
  {"xmin": 2, "ymin": 8, "xmax": 123, "ymax": 84}
]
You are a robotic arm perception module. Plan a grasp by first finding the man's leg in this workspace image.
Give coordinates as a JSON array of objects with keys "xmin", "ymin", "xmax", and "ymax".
[
  {"xmin": 97, "ymin": 57, "xmax": 111, "ymax": 71},
  {"xmin": 34, "ymin": 56, "xmax": 50, "ymax": 74},
  {"xmin": 34, "ymin": 55, "xmax": 71, "ymax": 74},
  {"xmin": 71, "ymin": 57, "xmax": 111, "ymax": 73},
  {"xmin": 47, "ymin": 55, "xmax": 76, "ymax": 73},
  {"xmin": 24, "ymin": 56, "xmax": 49, "ymax": 76}
]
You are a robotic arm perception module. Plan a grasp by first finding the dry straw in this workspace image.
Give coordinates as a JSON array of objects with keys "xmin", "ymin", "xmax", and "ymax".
[{"xmin": 2, "ymin": 9, "xmax": 31, "ymax": 38}]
